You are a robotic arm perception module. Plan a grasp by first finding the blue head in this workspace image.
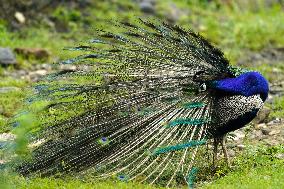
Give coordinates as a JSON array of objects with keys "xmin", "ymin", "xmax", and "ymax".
[{"xmin": 210, "ymin": 71, "xmax": 269, "ymax": 101}]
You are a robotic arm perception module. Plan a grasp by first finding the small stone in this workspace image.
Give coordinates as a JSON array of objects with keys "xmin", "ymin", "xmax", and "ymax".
[
  {"xmin": 232, "ymin": 130, "xmax": 245, "ymax": 141},
  {"xmin": 29, "ymin": 70, "xmax": 48, "ymax": 81},
  {"xmin": 228, "ymin": 149, "xmax": 235, "ymax": 157},
  {"xmin": 264, "ymin": 139, "xmax": 279, "ymax": 146},
  {"xmin": 0, "ymin": 160, "xmax": 6, "ymax": 164},
  {"xmin": 14, "ymin": 12, "xmax": 25, "ymax": 24},
  {"xmin": 267, "ymin": 118, "xmax": 281, "ymax": 126},
  {"xmin": 35, "ymin": 70, "xmax": 48, "ymax": 76},
  {"xmin": 237, "ymin": 144, "xmax": 245, "ymax": 150},
  {"xmin": 253, "ymin": 130, "xmax": 263, "ymax": 139},
  {"xmin": 17, "ymin": 70, "xmax": 28, "ymax": 76},
  {"xmin": 254, "ymin": 106, "xmax": 271, "ymax": 123},
  {"xmin": 166, "ymin": 3, "xmax": 182, "ymax": 23},
  {"xmin": 139, "ymin": 0, "xmax": 156, "ymax": 14},
  {"xmin": 261, "ymin": 128, "xmax": 270, "ymax": 135},
  {"xmin": 59, "ymin": 64, "xmax": 77, "ymax": 71},
  {"xmin": 275, "ymin": 153, "xmax": 284, "ymax": 160},
  {"xmin": 14, "ymin": 47, "xmax": 50, "ymax": 60},
  {"xmin": 256, "ymin": 123, "xmax": 267, "ymax": 130},
  {"xmin": 40, "ymin": 64, "xmax": 52, "ymax": 71},
  {"xmin": 268, "ymin": 130, "xmax": 281, "ymax": 136},
  {"xmin": 0, "ymin": 47, "xmax": 17, "ymax": 65}
]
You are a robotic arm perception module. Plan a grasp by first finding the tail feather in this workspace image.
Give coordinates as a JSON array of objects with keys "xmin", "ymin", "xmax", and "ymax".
[{"xmin": 17, "ymin": 20, "xmax": 234, "ymax": 187}]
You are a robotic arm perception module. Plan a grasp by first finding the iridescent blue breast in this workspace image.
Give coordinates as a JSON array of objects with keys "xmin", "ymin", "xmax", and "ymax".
[{"xmin": 208, "ymin": 71, "xmax": 268, "ymax": 137}]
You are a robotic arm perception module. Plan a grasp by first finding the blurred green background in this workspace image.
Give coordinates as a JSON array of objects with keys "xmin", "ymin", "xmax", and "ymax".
[{"xmin": 0, "ymin": 0, "xmax": 283, "ymax": 189}]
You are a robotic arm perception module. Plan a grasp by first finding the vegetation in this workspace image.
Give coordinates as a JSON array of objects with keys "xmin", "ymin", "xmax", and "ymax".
[
  {"xmin": 0, "ymin": 0, "xmax": 283, "ymax": 188},
  {"xmin": 1, "ymin": 145, "xmax": 283, "ymax": 189}
]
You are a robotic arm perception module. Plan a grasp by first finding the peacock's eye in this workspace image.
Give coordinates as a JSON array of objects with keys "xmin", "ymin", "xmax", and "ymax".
[{"xmin": 199, "ymin": 83, "xmax": 207, "ymax": 92}]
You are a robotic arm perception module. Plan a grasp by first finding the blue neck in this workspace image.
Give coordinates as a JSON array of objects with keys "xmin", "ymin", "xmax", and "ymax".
[{"xmin": 210, "ymin": 72, "xmax": 269, "ymax": 101}]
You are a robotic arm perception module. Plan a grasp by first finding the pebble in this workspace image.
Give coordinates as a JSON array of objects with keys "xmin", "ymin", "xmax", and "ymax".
[
  {"xmin": 37, "ymin": 63, "xmax": 52, "ymax": 71},
  {"xmin": 256, "ymin": 123, "xmax": 267, "ymax": 130},
  {"xmin": 59, "ymin": 64, "xmax": 77, "ymax": 71},
  {"xmin": 250, "ymin": 130, "xmax": 263, "ymax": 140},
  {"xmin": 14, "ymin": 47, "xmax": 50, "ymax": 60},
  {"xmin": 261, "ymin": 128, "xmax": 270, "ymax": 135},
  {"xmin": 228, "ymin": 149, "xmax": 235, "ymax": 157},
  {"xmin": 14, "ymin": 12, "xmax": 26, "ymax": 24},
  {"xmin": 268, "ymin": 130, "xmax": 281, "ymax": 136},
  {"xmin": 267, "ymin": 118, "xmax": 281, "ymax": 126},
  {"xmin": 139, "ymin": 0, "xmax": 156, "ymax": 14},
  {"xmin": 0, "ymin": 47, "xmax": 17, "ymax": 65},
  {"xmin": 275, "ymin": 153, "xmax": 284, "ymax": 160},
  {"xmin": 31, "ymin": 69, "xmax": 48, "ymax": 76},
  {"xmin": 236, "ymin": 144, "xmax": 245, "ymax": 150},
  {"xmin": 232, "ymin": 130, "xmax": 245, "ymax": 141},
  {"xmin": 254, "ymin": 106, "xmax": 270, "ymax": 123}
]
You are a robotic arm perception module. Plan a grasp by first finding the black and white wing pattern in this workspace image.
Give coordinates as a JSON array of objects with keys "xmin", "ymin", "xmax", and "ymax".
[{"xmin": 18, "ymin": 20, "xmax": 234, "ymax": 187}]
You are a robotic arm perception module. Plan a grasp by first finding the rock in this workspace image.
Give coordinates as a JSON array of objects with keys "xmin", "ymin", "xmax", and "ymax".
[
  {"xmin": 29, "ymin": 69, "xmax": 48, "ymax": 81},
  {"xmin": 0, "ymin": 86, "xmax": 20, "ymax": 93},
  {"xmin": 261, "ymin": 128, "xmax": 270, "ymax": 135},
  {"xmin": 39, "ymin": 63, "xmax": 52, "ymax": 71},
  {"xmin": 255, "ymin": 130, "xmax": 263, "ymax": 138},
  {"xmin": 256, "ymin": 123, "xmax": 267, "ymax": 130},
  {"xmin": 166, "ymin": 3, "xmax": 183, "ymax": 23},
  {"xmin": 139, "ymin": 0, "xmax": 156, "ymax": 14},
  {"xmin": 0, "ymin": 160, "xmax": 6, "ymax": 164},
  {"xmin": 14, "ymin": 12, "xmax": 25, "ymax": 24},
  {"xmin": 17, "ymin": 70, "xmax": 28, "ymax": 76},
  {"xmin": 228, "ymin": 149, "xmax": 235, "ymax": 157},
  {"xmin": 0, "ymin": 47, "xmax": 17, "ymax": 65},
  {"xmin": 59, "ymin": 64, "xmax": 77, "ymax": 71},
  {"xmin": 264, "ymin": 139, "xmax": 279, "ymax": 146},
  {"xmin": 231, "ymin": 130, "xmax": 245, "ymax": 141},
  {"xmin": 267, "ymin": 118, "xmax": 282, "ymax": 126},
  {"xmin": 254, "ymin": 106, "xmax": 271, "ymax": 123},
  {"xmin": 29, "ymin": 69, "xmax": 48, "ymax": 76},
  {"xmin": 268, "ymin": 130, "xmax": 281, "ymax": 136},
  {"xmin": 14, "ymin": 47, "xmax": 50, "ymax": 60},
  {"xmin": 275, "ymin": 153, "xmax": 284, "ymax": 160},
  {"xmin": 249, "ymin": 130, "xmax": 262, "ymax": 140},
  {"xmin": 237, "ymin": 144, "xmax": 245, "ymax": 150}
]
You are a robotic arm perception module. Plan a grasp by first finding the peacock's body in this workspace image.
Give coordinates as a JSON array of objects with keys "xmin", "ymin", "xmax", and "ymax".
[{"xmin": 17, "ymin": 20, "xmax": 269, "ymax": 187}]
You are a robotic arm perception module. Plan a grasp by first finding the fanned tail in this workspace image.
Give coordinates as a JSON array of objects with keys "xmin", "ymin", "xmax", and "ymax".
[{"xmin": 17, "ymin": 20, "xmax": 233, "ymax": 187}]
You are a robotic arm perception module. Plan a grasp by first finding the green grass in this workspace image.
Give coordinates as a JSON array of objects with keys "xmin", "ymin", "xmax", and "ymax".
[
  {"xmin": 171, "ymin": 0, "xmax": 284, "ymax": 64},
  {"xmin": 1, "ymin": 145, "xmax": 282, "ymax": 189},
  {"xmin": 0, "ymin": 174, "xmax": 167, "ymax": 189},
  {"xmin": 1, "ymin": 0, "xmax": 283, "ymax": 65},
  {"xmin": 200, "ymin": 145, "xmax": 284, "ymax": 189},
  {"xmin": 269, "ymin": 96, "xmax": 284, "ymax": 119},
  {"xmin": 0, "ymin": 78, "xmax": 29, "ymax": 132},
  {"xmin": 0, "ymin": 24, "xmax": 79, "ymax": 63},
  {"xmin": 0, "ymin": 0, "xmax": 284, "ymax": 189}
]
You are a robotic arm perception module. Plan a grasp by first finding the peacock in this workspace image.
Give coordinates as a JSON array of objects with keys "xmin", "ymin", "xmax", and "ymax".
[{"xmin": 16, "ymin": 20, "xmax": 269, "ymax": 188}]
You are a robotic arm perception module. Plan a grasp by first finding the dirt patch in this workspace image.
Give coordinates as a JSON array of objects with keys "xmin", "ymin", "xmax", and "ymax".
[{"xmin": 238, "ymin": 47, "xmax": 284, "ymax": 67}]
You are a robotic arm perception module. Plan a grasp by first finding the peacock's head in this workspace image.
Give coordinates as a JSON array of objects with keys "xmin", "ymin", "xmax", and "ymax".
[{"xmin": 209, "ymin": 71, "xmax": 269, "ymax": 101}]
